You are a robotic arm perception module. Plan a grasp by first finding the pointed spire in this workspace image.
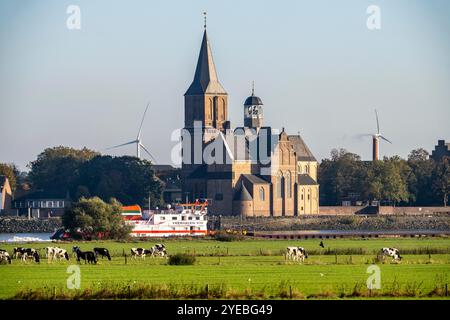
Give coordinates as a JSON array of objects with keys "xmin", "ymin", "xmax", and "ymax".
[
  {"xmin": 185, "ymin": 27, "xmax": 227, "ymax": 95},
  {"xmin": 251, "ymin": 81, "xmax": 255, "ymax": 96},
  {"xmin": 203, "ymin": 11, "xmax": 207, "ymax": 30}
]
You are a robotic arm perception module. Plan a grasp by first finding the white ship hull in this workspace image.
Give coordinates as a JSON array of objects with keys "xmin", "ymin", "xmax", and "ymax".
[{"xmin": 123, "ymin": 204, "xmax": 209, "ymax": 238}]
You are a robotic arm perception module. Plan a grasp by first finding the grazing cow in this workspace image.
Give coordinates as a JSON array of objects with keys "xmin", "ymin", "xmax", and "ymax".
[
  {"xmin": 381, "ymin": 247, "xmax": 401, "ymax": 262},
  {"xmin": 285, "ymin": 246, "xmax": 308, "ymax": 262},
  {"xmin": 0, "ymin": 250, "xmax": 12, "ymax": 264},
  {"xmin": 150, "ymin": 244, "xmax": 167, "ymax": 257},
  {"xmin": 22, "ymin": 249, "xmax": 40, "ymax": 263},
  {"xmin": 45, "ymin": 247, "xmax": 69, "ymax": 262},
  {"xmin": 130, "ymin": 248, "xmax": 152, "ymax": 259},
  {"xmin": 73, "ymin": 246, "xmax": 97, "ymax": 264},
  {"xmin": 93, "ymin": 248, "xmax": 111, "ymax": 261},
  {"xmin": 12, "ymin": 247, "xmax": 27, "ymax": 259}
]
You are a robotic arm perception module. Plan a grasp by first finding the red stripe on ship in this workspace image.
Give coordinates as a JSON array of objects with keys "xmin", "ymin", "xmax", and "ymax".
[{"xmin": 131, "ymin": 230, "xmax": 208, "ymax": 234}]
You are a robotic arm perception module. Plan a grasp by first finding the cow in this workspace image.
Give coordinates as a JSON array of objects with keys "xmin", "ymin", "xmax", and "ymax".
[
  {"xmin": 12, "ymin": 247, "xmax": 27, "ymax": 259},
  {"xmin": 0, "ymin": 250, "xmax": 12, "ymax": 264},
  {"xmin": 73, "ymin": 246, "xmax": 97, "ymax": 264},
  {"xmin": 93, "ymin": 248, "xmax": 111, "ymax": 261},
  {"xmin": 45, "ymin": 247, "xmax": 69, "ymax": 262},
  {"xmin": 381, "ymin": 247, "xmax": 402, "ymax": 262},
  {"xmin": 131, "ymin": 248, "xmax": 152, "ymax": 259},
  {"xmin": 150, "ymin": 244, "xmax": 167, "ymax": 257},
  {"xmin": 285, "ymin": 246, "xmax": 308, "ymax": 262},
  {"xmin": 21, "ymin": 249, "xmax": 40, "ymax": 263}
]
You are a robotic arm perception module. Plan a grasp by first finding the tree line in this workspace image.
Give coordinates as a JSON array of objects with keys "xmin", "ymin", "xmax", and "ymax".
[
  {"xmin": 318, "ymin": 148, "xmax": 450, "ymax": 207},
  {"xmin": 0, "ymin": 146, "xmax": 162, "ymax": 208}
]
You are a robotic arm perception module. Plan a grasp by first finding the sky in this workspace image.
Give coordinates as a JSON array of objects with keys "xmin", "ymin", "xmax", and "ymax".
[{"xmin": 1, "ymin": 0, "xmax": 449, "ymax": 171}]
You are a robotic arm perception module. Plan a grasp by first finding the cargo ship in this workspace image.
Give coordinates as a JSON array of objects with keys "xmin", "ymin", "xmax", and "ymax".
[{"xmin": 121, "ymin": 201, "xmax": 208, "ymax": 237}]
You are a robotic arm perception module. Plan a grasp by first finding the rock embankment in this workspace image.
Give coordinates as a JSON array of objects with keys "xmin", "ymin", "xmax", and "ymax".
[
  {"xmin": 0, "ymin": 218, "xmax": 62, "ymax": 233},
  {"xmin": 218, "ymin": 214, "xmax": 450, "ymax": 231}
]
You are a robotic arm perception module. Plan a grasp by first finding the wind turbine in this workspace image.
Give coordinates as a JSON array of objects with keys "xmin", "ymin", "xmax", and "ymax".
[
  {"xmin": 370, "ymin": 109, "xmax": 392, "ymax": 161},
  {"xmin": 106, "ymin": 103, "xmax": 157, "ymax": 163},
  {"xmin": 356, "ymin": 109, "xmax": 392, "ymax": 161}
]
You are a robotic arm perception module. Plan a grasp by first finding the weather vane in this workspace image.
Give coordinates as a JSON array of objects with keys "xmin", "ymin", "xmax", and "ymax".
[
  {"xmin": 203, "ymin": 11, "xmax": 207, "ymax": 29},
  {"xmin": 252, "ymin": 81, "xmax": 255, "ymax": 96}
]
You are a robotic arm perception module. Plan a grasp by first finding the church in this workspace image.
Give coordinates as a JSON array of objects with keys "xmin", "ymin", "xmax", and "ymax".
[{"xmin": 181, "ymin": 28, "xmax": 319, "ymax": 216}]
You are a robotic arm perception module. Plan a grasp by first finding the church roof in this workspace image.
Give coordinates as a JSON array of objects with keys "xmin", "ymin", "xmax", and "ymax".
[
  {"xmin": 298, "ymin": 174, "xmax": 318, "ymax": 186},
  {"xmin": 288, "ymin": 135, "xmax": 317, "ymax": 161},
  {"xmin": 242, "ymin": 174, "xmax": 270, "ymax": 185},
  {"xmin": 185, "ymin": 30, "xmax": 227, "ymax": 95},
  {"xmin": 233, "ymin": 181, "xmax": 253, "ymax": 201},
  {"xmin": 244, "ymin": 95, "xmax": 263, "ymax": 106}
]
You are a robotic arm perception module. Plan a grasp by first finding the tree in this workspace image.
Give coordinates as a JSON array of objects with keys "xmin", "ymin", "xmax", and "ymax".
[
  {"xmin": 318, "ymin": 148, "xmax": 365, "ymax": 205},
  {"xmin": 432, "ymin": 156, "xmax": 450, "ymax": 207},
  {"xmin": 407, "ymin": 149, "xmax": 434, "ymax": 205},
  {"xmin": 0, "ymin": 163, "xmax": 18, "ymax": 193},
  {"xmin": 62, "ymin": 197, "xmax": 132, "ymax": 240},
  {"xmin": 78, "ymin": 155, "xmax": 162, "ymax": 207},
  {"xmin": 28, "ymin": 146, "xmax": 99, "ymax": 195}
]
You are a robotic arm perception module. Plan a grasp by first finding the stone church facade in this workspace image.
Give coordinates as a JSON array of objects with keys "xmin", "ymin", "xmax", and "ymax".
[{"xmin": 181, "ymin": 29, "xmax": 319, "ymax": 216}]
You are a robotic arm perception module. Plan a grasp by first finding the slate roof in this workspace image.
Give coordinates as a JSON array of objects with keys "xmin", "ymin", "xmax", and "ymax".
[
  {"xmin": 242, "ymin": 174, "xmax": 270, "ymax": 185},
  {"xmin": 288, "ymin": 135, "xmax": 317, "ymax": 161},
  {"xmin": 233, "ymin": 182, "xmax": 253, "ymax": 201},
  {"xmin": 298, "ymin": 174, "xmax": 318, "ymax": 186}
]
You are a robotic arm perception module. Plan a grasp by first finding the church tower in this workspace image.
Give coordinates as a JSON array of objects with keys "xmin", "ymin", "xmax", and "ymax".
[
  {"xmin": 182, "ymin": 26, "xmax": 228, "ymax": 201},
  {"xmin": 184, "ymin": 30, "xmax": 228, "ymax": 132},
  {"xmin": 244, "ymin": 85, "xmax": 263, "ymax": 129}
]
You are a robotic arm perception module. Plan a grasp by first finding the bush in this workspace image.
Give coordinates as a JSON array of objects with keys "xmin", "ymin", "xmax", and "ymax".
[
  {"xmin": 214, "ymin": 231, "xmax": 245, "ymax": 242},
  {"xmin": 168, "ymin": 253, "xmax": 196, "ymax": 265}
]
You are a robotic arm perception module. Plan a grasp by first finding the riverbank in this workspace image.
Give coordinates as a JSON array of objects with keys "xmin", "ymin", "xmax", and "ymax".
[
  {"xmin": 0, "ymin": 218, "xmax": 62, "ymax": 233},
  {"xmin": 218, "ymin": 214, "xmax": 450, "ymax": 231}
]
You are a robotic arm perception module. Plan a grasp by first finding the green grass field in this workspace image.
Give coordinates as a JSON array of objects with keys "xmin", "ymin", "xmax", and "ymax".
[{"xmin": 1, "ymin": 237, "xmax": 450, "ymax": 299}]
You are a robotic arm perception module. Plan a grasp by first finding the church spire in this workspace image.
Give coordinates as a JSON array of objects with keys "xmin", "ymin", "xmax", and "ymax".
[{"xmin": 185, "ymin": 27, "xmax": 227, "ymax": 95}]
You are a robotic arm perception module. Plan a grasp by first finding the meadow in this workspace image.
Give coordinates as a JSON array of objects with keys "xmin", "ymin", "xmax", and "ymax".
[{"xmin": 1, "ymin": 237, "xmax": 449, "ymax": 299}]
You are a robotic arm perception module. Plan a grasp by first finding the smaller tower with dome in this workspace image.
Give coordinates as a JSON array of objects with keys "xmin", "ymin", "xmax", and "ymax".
[{"xmin": 244, "ymin": 83, "xmax": 264, "ymax": 130}]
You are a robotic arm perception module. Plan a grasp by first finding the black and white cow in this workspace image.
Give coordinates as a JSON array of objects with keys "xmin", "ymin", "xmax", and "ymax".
[
  {"xmin": 45, "ymin": 247, "xmax": 69, "ymax": 262},
  {"xmin": 381, "ymin": 247, "xmax": 401, "ymax": 262},
  {"xmin": 93, "ymin": 248, "xmax": 111, "ymax": 261},
  {"xmin": 12, "ymin": 247, "xmax": 27, "ymax": 259},
  {"xmin": 73, "ymin": 246, "xmax": 97, "ymax": 264},
  {"xmin": 285, "ymin": 246, "xmax": 308, "ymax": 262},
  {"xmin": 130, "ymin": 248, "xmax": 152, "ymax": 259},
  {"xmin": 150, "ymin": 244, "xmax": 167, "ymax": 257},
  {"xmin": 21, "ymin": 249, "xmax": 40, "ymax": 263},
  {"xmin": 0, "ymin": 250, "xmax": 12, "ymax": 264}
]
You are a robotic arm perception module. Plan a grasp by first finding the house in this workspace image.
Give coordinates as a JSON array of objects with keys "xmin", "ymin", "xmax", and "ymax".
[
  {"xmin": 431, "ymin": 140, "xmax": 450, "ymax": 161},
  {"xmin": 0, "ymin": 175, "xmax": 12, "ymax": 211},
  {"xmin": 12, "ymin": 190, "xmax": 71, "ymax": 218}
]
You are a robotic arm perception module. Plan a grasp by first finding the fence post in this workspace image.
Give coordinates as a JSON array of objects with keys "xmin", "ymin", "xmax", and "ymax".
[
  {"xmin": 206, "ymin": 284, "xmax": 209, "ymax": 299},
  {"xmin": 124, "ymin": 254, "xmax": 127, "ymax": 265},
  {"xmin": 289, "ymin": 285, "xmax": 292, "ymax": 299},
  {"xmin": 446, "ymin": 283, "xmax": 448, "ymax": 297},
  {"xmin": 335, "ymin": 254, "xmax": 338, "ymax": 264}
]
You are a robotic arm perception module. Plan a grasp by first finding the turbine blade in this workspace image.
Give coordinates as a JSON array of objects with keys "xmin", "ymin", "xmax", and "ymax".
[
  {"xmin": 375, "ymin": 109, "xmax": 380, "ymax": 134},
  {"xmin": 139, "ymin": 143, "xmax": 157, "ymax": 163},
  {"xmin": 380, "ymin": 136, "xmax": 392, "ymax": 144},
  {"xmin": 137, "ymin": 102, "xmax": 150, "ymax": 139},
  {"xmin": 106, "ymin": 140, "xmax": 137, "ymax": 150}
]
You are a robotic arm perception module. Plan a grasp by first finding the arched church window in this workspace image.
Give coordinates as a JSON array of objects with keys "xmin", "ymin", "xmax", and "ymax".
[
  {"xmin": 276, "ymin": 172, "xmax": 283, "ymax": 198},
  {"xmin": 209, "ymin": 98, "xmax": 213, "ymax": 120},
  {"xmin": 259, "ymin": 187, "xmax": 265, "ymax": 201},
  {"xmin": 286, "ymin": 171, "xmax": 292, "ymax": 198}
]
